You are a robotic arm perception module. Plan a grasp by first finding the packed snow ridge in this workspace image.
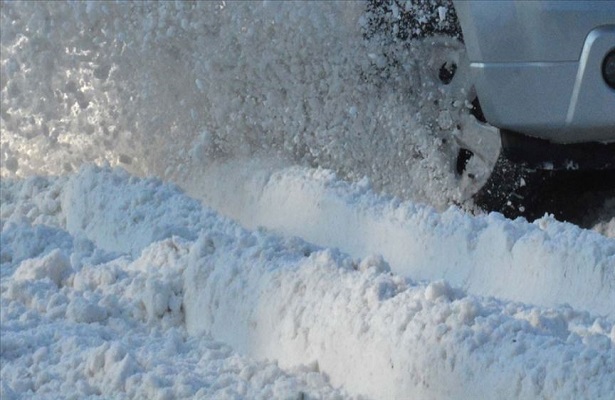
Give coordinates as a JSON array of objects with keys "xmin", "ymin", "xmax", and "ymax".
[
  {"xmin": 2, "ymin": 166, "xmax": 614, "ymax": 399},
  {"xmin": 187, "ymin": 158, "xmax": 615, "ymax": 319}
]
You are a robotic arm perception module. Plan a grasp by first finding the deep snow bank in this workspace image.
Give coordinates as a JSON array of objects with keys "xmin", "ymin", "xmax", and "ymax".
[{"xmin": 3, "ymin": 167, "xmax": 613, "ymax": 399}]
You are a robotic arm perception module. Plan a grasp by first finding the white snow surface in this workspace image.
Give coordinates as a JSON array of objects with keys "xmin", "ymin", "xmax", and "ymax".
[
  {"xmin": 2, "ymin": 1, "xmax": 615, "ymax": 399},
  {"xmin": 186, "ymin": 158, "xmax": 615, "ymax": 318},
  {"xmin": 2, "ymin": 166, "xmax": 614, "ymax": 400},
  {"xmin": 1, "ymin": 168, "xmax": 347, "ymax": 400}
]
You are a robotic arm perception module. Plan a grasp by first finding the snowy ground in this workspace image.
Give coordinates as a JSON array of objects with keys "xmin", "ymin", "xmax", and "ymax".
[{"xmin": 1, "ymin": 2, "xmax": 614, "ymax": 399}]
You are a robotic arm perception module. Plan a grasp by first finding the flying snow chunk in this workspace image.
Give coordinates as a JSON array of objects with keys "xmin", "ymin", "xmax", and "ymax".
[
  {"xmin": 438, "ymin": 6, "xmax": 448, "ymax": 23},
  {"xmin": 13, "ymin": 249, "xmax": 72, "ymax": 287}
]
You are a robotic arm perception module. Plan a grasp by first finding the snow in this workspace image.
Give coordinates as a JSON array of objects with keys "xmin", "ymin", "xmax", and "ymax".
[
  {"xmin": 2, "ymin": 166, "xmax": 614, "ymax": 399},
  {"xmin": 1, "ymin": 1, "xmax": 614, "ymax": 399},
  {"xmin": 185, "ymin": 159, "xmax": 615, "ymax": 318},
  {"xmin": 0, "ymin": 0, "xmax": 490, "ymax": 208},
  {"xmin": 2, "ymin": 169, "xmax": 347, "ymax": 400}
]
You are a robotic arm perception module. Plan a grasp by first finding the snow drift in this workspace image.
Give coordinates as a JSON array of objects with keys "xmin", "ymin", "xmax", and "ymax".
[{"xmin": 3, "ymin": 167, "xmax": 614, "ymax": 399}]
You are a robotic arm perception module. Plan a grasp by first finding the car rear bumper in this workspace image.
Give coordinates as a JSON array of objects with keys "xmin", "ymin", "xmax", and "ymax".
[{"xmin": 453, "ymin": 1, "xmax": 615, "ymax": 144}]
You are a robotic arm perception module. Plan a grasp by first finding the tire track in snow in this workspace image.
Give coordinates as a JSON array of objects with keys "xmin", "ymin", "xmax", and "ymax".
[
  {"xmin": 184, "ymin": 159, "xmax": 615, "ymax": 319},
  {"xmin": 56, "ymin": 166, "xmax": 615, "ymax": 400}
]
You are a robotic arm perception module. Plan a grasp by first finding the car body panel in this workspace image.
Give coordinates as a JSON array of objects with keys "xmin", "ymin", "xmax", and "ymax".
[{"xmin": 453, "ymin": 0, "xmax": 615, "ymax": 144}]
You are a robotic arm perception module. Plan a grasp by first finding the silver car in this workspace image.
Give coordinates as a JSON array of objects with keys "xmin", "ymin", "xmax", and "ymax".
[
  {"xmin": 453, "ymin": 0, "xmax": 615, "ymax": 170},
  {"xmin": 442, "ymin": 0, "xmax": 615, "ymax": 224},
  {"xmin": 364, "ymin": 0, "xmax": 613, "ymax": 220}
]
